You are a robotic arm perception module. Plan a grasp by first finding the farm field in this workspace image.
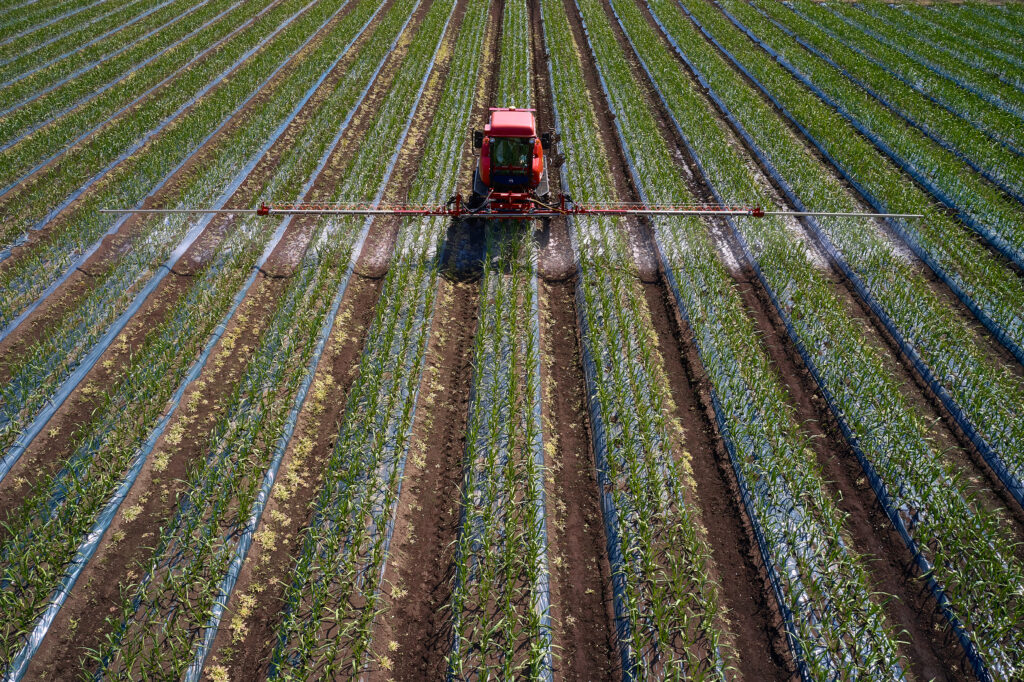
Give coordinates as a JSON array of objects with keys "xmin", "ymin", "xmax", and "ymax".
[{"xmin": 0, "ymin": 0, "xmax": 1023, "ymax": 679}]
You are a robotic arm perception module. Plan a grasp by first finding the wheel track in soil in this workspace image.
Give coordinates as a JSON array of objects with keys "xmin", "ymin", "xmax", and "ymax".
[
  {"xmin": 554, "ymin": 0, "xmax": 794, "ymax": 676},
  {"xmin": 13, "ymin": 0, "xmax": 431, "ymax": 674},
  {"xmin": 526, "ymin": 1, "xmax": 621, "ymax": 675},
  {"xmin": 622, "ymin": 0, "xmax": 1024, "ymax": 675}
]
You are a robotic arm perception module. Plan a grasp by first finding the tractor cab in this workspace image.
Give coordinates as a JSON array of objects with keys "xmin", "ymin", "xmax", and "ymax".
[{"xmin": 471, "ymin": 108, "xmax": 552, "ymax": 211}]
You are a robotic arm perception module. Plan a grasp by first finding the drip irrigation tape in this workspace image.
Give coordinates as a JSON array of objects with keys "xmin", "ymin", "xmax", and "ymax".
[
  {"xmin": 857, "ymin": 4, "xmax": 1024, "ymax": 96},
  {"xmin": 170, "ymin": 4, "xmax": 433, "ymax": 672},
  {"xmin": 0, "ymin": 0, "xmax": 181, "ymax": 89},
  {"xmin": 720, "ymin": 3, "xmax": 1024, "ymax": 269},
  {"xmin": 595, "ymin": 2, "xmax": 811, "ymax": 674},
  {"xmin": 748, "ymin": 3, "xmax": 1024, "ymax": 206},
  {"xmin": 656, "ymin": 0, "xmax": 1024, "ymax": 508},
  {"xmin": 661, "ymin": 0, "xmax": 1024, "ymax": 367}
]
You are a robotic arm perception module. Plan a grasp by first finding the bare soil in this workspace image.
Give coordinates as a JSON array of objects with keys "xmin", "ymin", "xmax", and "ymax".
[
  {"xmin": 27, "ymin": 275, "xmax": 287, "ymax": 679},
  {"xmin": 539, "ymin": 280, "xmax": 620, "ymax": 681},
  {"xmin": 206, "ymin": 274, "xmax": 382, "ymax": 680}
]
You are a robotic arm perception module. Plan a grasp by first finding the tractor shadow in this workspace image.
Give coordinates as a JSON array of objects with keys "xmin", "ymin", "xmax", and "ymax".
[{"xmin": 440, "ymin": 217, "xmax": 550, "ymax": 282}]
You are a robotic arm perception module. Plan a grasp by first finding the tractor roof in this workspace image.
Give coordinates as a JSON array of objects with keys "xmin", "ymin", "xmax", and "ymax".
[{"xmin": 485, "ymin": 108, "xmax": 536, "ymax": 137}]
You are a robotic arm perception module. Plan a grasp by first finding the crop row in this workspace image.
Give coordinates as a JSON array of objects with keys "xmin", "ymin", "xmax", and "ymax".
[
  {"xmin": 655, "ymin": 0, "xmax": 1024, "ymax": 675},
  {"xmin": 0, "ymin": 0, "xmax": 420, "ymax": 675},
  {"xmin": 729, "ymin": 1, "xmax": 1024, "ymax": 271},
  {"xmin": 908, "ymin": 5, "xmax": 1024, "ymax": 73},
  {"xmin": 0, "ymin": 0, "xmax": 132, "ymax": 63},
  {"xmin": 448, "ymin": 3, "xmax": 551, "ymax": 676},
  {"xmin": 267, "ymin": 1, "xmax": 492, "ymax": 676},
  {"xmin": 0, "ymin": 0, "xmax": 177, "ymax": 87},
  {"xmin": 751, "ymin": 1, "xmax": 1024, "ymax": 209},
  {"xmin": 0, "ymin": 0, "xmax": 229, "ymax": 131},
  {"xmin": 541, "ymin": 0, "xmax": 735, "ymax": 676},
  {"xmin": 583, "ymin": 0, "xmax": 913, "ymax": 676},
  {"xmin": 0, "ymin": 0, "xmax": 336, "ymax": 326},
  {"xmin": 0, "ymin": 0, "xmax": 383, "ymax": 483},
  {"xmin": 659, "ymin": 1, "xmax": 1024, "ymax": 371},
  {"xmin": 88, "ymin": 0, "xmax": 444, "ymax": 675},
  {"xmin": 826, "ymin": 3, "xmax": 1024, "ymax": 122},
  {"xmin": 864, "ymin": 4, "xmax": 1024, "ymax": 91},
  {"xmin": 713, "ymin": 0, "xmax": 1024, "ymax": 508},
  {"xmin": 0, "ymin": 0, "xmax": 112, "ymax": 40}
]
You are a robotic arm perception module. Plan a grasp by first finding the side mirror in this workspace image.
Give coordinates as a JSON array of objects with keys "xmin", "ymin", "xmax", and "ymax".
[
  {"xmin": 473, "ymin": 130, "xmax": 484, "ymax": 148},
  {"xmin": 540, "ymin": 132, "xmax": 553, "ymax": 150}
]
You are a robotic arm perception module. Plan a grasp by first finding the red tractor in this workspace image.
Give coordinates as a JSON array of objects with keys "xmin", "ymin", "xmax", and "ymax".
[{"xmin": 470, "ymin": 107, "xmax": 552, "ymax": 213}]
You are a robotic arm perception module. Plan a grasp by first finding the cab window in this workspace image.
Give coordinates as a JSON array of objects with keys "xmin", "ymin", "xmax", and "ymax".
[{"xmin": 491, "ymin": 137, "xmax": 532, "ymax": 169}]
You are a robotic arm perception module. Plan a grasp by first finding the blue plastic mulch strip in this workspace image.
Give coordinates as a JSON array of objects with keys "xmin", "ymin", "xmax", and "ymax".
[
  {"xmin": 822, "ymin": 3, "xmax": 1024, "ymax": 122},
  {"xmin": 665, "ymin": 1, "xmax": 1024, "ymax": 509},
  {"xmin": 2, "ymin": 217, "xmax": 290, "ymax": 682},
  {"xmin": 785, "ymin": 2, "xmax": 1024, "ymax": 158},
  {"xmin": 537, "ymin": 9, "xmax": 631, "ymax": 677},
  {"xmin": 0, "ymin": 0, "xmax": 181, "ymax": 89},
  {"xmin": 747, "ymin": 2, "xmax": 1024, "ymax": 207},
  {"xmin": 0, "ymin": 0, "xmax": 359, "ymax": 487},
  {"xmin": 662, "ymin": 0, "xmax": 1024, "ymax": 368},
  {"xmin": 0, "ymin": 0, "xmax": 320, "ymax": 208},
  {"xmin": 0, "ymin": 0, "xmax": 120, "ymax": 51},
  {"xmin": 181, "ymin": 2, "xmax": 438, "ymax": 673},
  {"xmin": 716, "ymin": 2, "xmax": 1024, "ymax": 270},
  {"xmin": 650, "ymin": 4, "xmax": 994, "ymax": 678},
  {"xmin": 0, "ymin": 0, "xmax": 238, "ymax": 136}
]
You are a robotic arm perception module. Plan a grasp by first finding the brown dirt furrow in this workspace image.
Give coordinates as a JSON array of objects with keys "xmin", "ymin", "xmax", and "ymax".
[
  {"xmin": 608, "ymin": 1, "xmax": 1013, "ymax": 677},
  {"xmin": 205, "ymin": 274, "xmax": 382, "ymax": 680},
  {"xmin": 372, "ymin": 277, "xmax": 478, "ymax": 681},
  {"xmin": 642, "ymin": 280, "xmax": 795, "ymax": 681},
  {"xmin": 539, "ymin": 280, "xmax": 619, "ymax": 682},
  {"xmin": 527, "ymin": 5, "xmax": 619, "ymax": 674},
  {"xmin": 367, "ymin": 1, "xmax": 496, "ymax": 675},
  {"xmin": 0, "ymin": 274, "xmax": 192, "ymax": 523},
  {"xmin": 554, "ymin": 0, "xmax": 793, "ymax": 676},
  {"xmin": 27, "ymin": 275, "xmax": 287, "ymax": 679}
]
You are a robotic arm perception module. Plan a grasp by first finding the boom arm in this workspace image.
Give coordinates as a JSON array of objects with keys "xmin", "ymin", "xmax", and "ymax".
[{"xmin": 101, "ymin": 193, "xmax": 925, "ymax": 220}]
